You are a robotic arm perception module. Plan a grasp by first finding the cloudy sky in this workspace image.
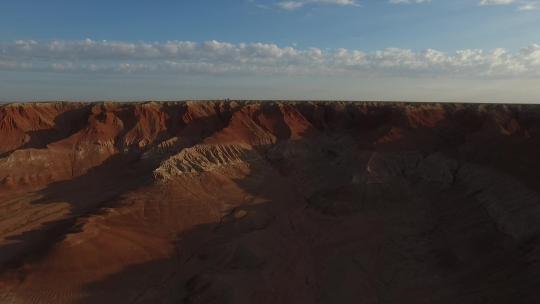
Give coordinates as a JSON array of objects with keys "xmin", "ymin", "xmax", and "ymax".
[{"xmin": 0, "ymin": 0, "xmax": 539, "ymax": 102}]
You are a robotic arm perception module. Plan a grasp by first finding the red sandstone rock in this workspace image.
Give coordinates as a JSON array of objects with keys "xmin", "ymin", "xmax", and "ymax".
[{"xmin": 0, "ymin": 101, "xmax": 539, "ymax": 304}]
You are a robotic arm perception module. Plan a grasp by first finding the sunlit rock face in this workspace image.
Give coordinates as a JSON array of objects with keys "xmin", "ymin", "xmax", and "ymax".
[{"xmin": 0, "ymin": 101, "xmax": 540, "ymax": 304}]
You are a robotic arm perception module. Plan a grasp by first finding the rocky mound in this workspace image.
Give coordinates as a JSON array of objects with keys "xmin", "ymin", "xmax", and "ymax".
[{"xmin": 0, "ymin": 101, "xmax": 539, "ymax": 304}]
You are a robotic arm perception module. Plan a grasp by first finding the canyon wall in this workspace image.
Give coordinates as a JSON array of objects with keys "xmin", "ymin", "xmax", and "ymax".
[{"xmin": 0, "ymin": 101, "xmax": 539, "ymax": 303}]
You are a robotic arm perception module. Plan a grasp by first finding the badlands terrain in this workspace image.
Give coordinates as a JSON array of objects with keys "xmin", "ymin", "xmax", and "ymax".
[{"xmin": 0, "ymin": 101, "xmax": 539, "ymax": 303}]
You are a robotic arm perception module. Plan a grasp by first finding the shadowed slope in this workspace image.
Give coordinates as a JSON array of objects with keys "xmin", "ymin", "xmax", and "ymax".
[{"xmin": 0, "ymin": 101, "xmax": 540, "ymax": 304}]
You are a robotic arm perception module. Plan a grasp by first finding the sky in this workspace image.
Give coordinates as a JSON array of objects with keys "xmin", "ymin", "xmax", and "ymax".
[{"xmin": 0, "ymin": 0, "xmax": 539, "ymax": 102}]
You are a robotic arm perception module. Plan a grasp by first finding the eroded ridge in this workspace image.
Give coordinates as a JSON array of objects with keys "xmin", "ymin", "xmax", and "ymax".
[
  {"xmin": 0, "ymin": 101, "xmax": 540, "ymax": 304},
  {"xmin": 154, "ymin": 144, "xmax": 258, "ymax": 179}
]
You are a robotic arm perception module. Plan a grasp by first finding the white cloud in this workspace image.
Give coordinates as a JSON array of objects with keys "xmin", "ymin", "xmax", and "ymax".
[
  {"xmin": 479, "ymin": 0, "xmax": 515, "ymax": 5},
  {"xmin": 478, "ymin": 0, "xmax": 540, "ymax": 11},
  {"xmin": 1, "ymin": 39, "xmax": 540, "ymax": 78},
  {"xmin": 255, "ymin": 0, "xmax": 534, "ymax": 10},
  {"xmin": 389, "ymin": 0, "xmax": 431, "ymax": 4},
  {"xmin": 517, "ymin": 2, "xmax": 539, "ymax": 10},
  {"xmin": 275, "ymin": 0, "xmax": 359, "ymax": 10}
]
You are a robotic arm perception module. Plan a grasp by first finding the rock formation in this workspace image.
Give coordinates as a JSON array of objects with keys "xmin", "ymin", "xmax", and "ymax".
[{"xmin": 0, "ymin": 101, "xmax": 539, "ymax": 303}]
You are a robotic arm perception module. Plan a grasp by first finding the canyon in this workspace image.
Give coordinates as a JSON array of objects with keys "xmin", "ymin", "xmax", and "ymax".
[{"xmin": 0, "ymin": 101, "xmax": 539, "ymax": 303}]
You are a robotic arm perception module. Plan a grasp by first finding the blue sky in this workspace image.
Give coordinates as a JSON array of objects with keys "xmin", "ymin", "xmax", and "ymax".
[{"xmin": 0, "ymin": 0, "xmax": 539, "ymax": 102}]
